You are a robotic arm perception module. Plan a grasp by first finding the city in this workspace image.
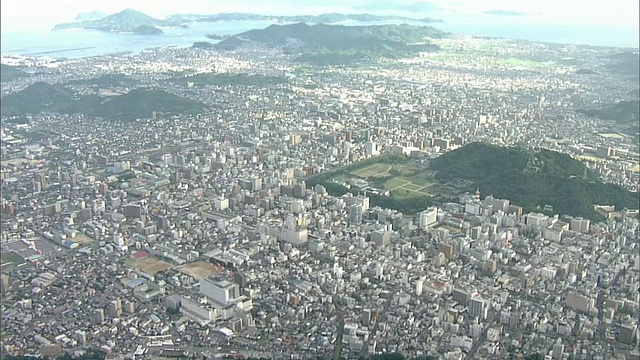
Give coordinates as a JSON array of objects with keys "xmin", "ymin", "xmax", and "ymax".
[{"xmin": 1, "ymin": 5, "xmax": 639, "ymax": 360}]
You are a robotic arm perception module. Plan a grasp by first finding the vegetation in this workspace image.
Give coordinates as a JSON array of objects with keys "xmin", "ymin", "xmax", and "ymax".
[
  {"xmin": 175, "ymin": 72, "xmax": 287, "ymax": 87},
  {"xmin": 170, "ymin": 12, "xmax": 442, "ymax": 25},
  {"xmin": 1, "ymin": 82, "xmax": 75, "ymax": 116},
  {"xmin": 54, "ymin": 8, "xmax": 163, "ymax": 33},
  {"xmin": 67, "ymin": 73, "xmax": 137, "ymax": 87},
  {"xmin": 1, "ymin": 64, "xmax": 30, "ymax": 82},
  {"xmin": 192, "ymin": 41, "xmax": 214, "ymax": 49},
  {"xmin": 307, "ymin": 154, "xmax": 434, "ymax": 214},
  {"xmin": 57, "ymin": 10, "xmax": 442, "ymax": 34},
  {"xmin": 3, "ymin": 350, "xmax": 106, "ymax": 360},
  {"xmin": 578, "ymin": 100, "xmax": 639, "ymax": 125},
  {"xmin": 1, "ymin": 82, "xmax": 208, "ymax": 121},
  {"xmin": 216, "ymin": 23, "xmax": 445, "ymax": 64},
  {"xmin": 606, "ymin": 51, "xmax": 640, "ymax": 76},
  {"xmin": 429, "ymin": 142, "xmax": 638, "ymax": 220},
  {"xmin": 83, "ymin": 88, "xmax": 208, "ymax": 120},
  {"xmin": 132, "ymin": 24, "xmax": 163, "ymax": 35}
]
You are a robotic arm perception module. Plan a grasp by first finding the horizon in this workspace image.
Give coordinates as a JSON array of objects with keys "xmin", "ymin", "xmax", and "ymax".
[{"xmin": 2, "ymin": 0, "xmax": 639, "ymax": 33}]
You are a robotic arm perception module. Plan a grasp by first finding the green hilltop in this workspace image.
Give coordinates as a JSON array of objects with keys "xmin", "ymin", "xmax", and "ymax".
[
  {"xmin": 1, "ymin": 64, "xmax": 30, "ymax": 82},
  {"xmin": 578, "ymin": 100, "xmax": 639, "ymax": 125},
  {"xmin": 216, "ymin": 23, "xmax": 445, "ymax": 65},
  {"xmin": 429, "ymin": 142, "xmax": 638, "ymax": 220},
  {"xmin": 0, "ymin": 82, "xmax": 75, "ymax": 116},
  {"xmin": 67, "ymin": 73, "xmax": 138, "ymax": 88},
  {"xmin": 1, "ymin": 82, "xmax": 207, "ymax": 121}
]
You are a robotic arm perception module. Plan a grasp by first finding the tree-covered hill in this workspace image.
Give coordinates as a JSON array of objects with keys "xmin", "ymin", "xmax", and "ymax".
[
  {"xmin": 67, "ymin": 73, "xmax": 138, "ymax": 88},
  {"xmin": 0, "ymin": 82, "xmax": 76, "ymax": 116},
  {"xmin": 216, "ymin": 23, "xmax": 445, "ymax": 64},
  {"xmin": 1, "ymin": 64, "xmax": 30, "ymax": 82},
  {"xmin": 578, "ymin": 100, "xmax": 639, "ymax": 125},
  {"xmin": 1, "ymin": 83, "xmax": 208, "ymax": 121},
  {"xmin": 429, "ymin": 143, "xmax": 638, "ymax": 220}
]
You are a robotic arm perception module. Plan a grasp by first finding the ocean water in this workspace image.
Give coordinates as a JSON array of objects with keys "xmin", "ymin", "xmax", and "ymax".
[{"xmin": 1, "ymin": 18, "xmax": 638, "ymax": 59}]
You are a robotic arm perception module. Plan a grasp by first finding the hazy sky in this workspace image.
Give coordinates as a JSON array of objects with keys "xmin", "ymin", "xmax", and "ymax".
[{"xmin": 1, "ymin": 0, "xmax": 639, "ymax": 32}]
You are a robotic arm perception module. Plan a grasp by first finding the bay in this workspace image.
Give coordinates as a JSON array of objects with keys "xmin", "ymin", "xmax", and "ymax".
[{"xmin": 1, "ymin": 18, "xmax": 638, "ymax": 60}]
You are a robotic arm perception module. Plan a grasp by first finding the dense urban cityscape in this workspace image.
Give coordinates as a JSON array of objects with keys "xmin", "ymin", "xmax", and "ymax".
[{"xmin": 1, "ymin": 6, "xmax": 639, "ymax": 360}]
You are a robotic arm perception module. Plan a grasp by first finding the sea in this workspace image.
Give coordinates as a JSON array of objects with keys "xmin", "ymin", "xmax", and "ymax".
[{"xmin": 1, "ymin": 18, "xmax": 638, "ymax": 60}]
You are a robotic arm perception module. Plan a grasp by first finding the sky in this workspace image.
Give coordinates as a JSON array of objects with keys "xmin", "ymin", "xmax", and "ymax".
[{"xmin": 1, "ymin": 0, "xmax": 639, "ymax": 33}]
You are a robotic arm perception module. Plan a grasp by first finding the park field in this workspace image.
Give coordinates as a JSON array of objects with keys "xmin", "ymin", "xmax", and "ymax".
[{"xmin": 348, "ymin": 161, "xmax": 436, "ymax": 199}]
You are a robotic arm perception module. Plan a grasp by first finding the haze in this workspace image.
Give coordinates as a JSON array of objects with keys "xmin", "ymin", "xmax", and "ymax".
[{"xmin": 2, "ymin": 0, "xmax": 639, "ymax": 33}]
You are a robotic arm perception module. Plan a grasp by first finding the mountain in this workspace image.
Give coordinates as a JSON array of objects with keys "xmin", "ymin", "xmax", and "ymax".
[
  {"xmin": 429, "ymin": 143, "xmax": 638, "ymax": 220},
  {"xmin": 167, "ymin": 12, "xmax": 442, "ymax": 24},
  {"xmin": 578, "ymin": 100, "xmax": 639, "ymax": 125},
  {"xmin": 82, "ymin": 88, "xmax": 208, "ymax": 121},
  {"xmin": 55, "ymin": 10, "xmax": 442, "ymax": 34},
  {"xmin": 1, "ymin": 64, "xmax": 30, "ymax": 82},
  {"xmin": 75, "ymin": 10, "xmax": 108, "ymax": 21},
  {"xmin": 54, "ymin": 9, "xmax": 163, "ymax": 34},
  {"xmin": 67, "ymin": 74, "xmax": 138, "ymax": 88},
  {"xmin": 1, "ymin": 82, "xmax": 75, "ymax": 116},
  {"xmin": 355, "ymin": 2, "xmax": 441, "ymax": 12},
  {"xmin": 216, "ymin": 23, "xmax": 445, "ymax": 64},
  {"xmin": 606, "ymin": 51, "xmax": 640, "ymax": 76},
  {"xmin": 1, "ymin": 83, "xmax": 207, "ymax": 121}
]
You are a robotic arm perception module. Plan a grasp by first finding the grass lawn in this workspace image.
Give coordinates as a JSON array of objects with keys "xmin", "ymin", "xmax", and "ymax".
[
  {"xmin": 384, "ymin": 178, "xmax": 409, "ymax": 190},
  {"xmin": 1, "ymin": 253, "xmax": 25, "ymax": 265},
  {"xmin": 403, "ymin": 183, "xmax": 423, "ymax": 191},
  {"xmin": 404, "ymin": 172, "xmax": 434, "ymax": 186},
  {"xmin": 351, "ymin": 163, "xmax": 391, "ymax": 178}
]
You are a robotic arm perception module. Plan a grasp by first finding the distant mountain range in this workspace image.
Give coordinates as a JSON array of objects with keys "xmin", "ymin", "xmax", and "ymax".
[
  {"xmin": 1, "ymin": 82, "xmax": 207, "ymax": 121},
  {"xmin": 212, "ymin": 23, "xmax": 446, "ymax": 65},
  {"xmin": 53, "ymin": 8, "xmax": 442, "ymax": 34},
  {"xmin": 355, "ymin": 2, "xmax": 442, "ymax": 13},
  {"xmin": 429, "ymin": 143, "xmax": 638, "ymax": 220},
  {"xmin": 75, "ymin": 10, "xmax": 109, "ymax": 21}
]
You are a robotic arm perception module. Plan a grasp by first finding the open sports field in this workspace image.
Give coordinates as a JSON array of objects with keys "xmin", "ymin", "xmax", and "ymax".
[
  {"xmin": 130, "ymin": 256, "xmax": 173, "ymax": 276},
  {"xmin": 177, "ymin": 261, "xmax": 220, "ymax": 280}
]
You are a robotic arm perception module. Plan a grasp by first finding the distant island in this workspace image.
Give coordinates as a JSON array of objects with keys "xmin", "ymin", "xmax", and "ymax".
[
  {"xmin": 483, "ymin": 9, "xmax": 528, "ymax": 16},
  {"xmin": 429, "ymin": 143, "xmax": 638, "ymax": 221},
  {"xmin": 53, "ymin": 9, "xmax": 442, "ymax": 34},
  {"xmin": 0, "ymin": 82, "xmax": 207, "ymax": 121},
  {"xmin": 215, "ymin": 23, "xmax": 446, "ymax": 65},
  {"xmin": 54, "ymin": 9, "xmax": 164, "ymax": 34},
  {"xmin": 355, "ymin": 2, "xmax": 442, "ymax": 13}
]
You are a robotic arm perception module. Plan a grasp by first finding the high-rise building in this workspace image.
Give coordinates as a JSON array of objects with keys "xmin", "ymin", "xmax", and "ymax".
[
  {"xmin": 200, "ymin": 277, "xmax": 240, "ymax": 305},
  {"xmin": 469, "ymin": 297, "xmax": 488, "ymax": 319},
  {"xmin": 108, "ymin": 299, "xmax": 122, "ymax": 318},
  {"xmin": 94, "ymin": 308, "xmax": 105, "ymax": 324},
  {"xmin": 419, "ymin": 207, "xmax": 438, "ymax": 228},
  {"xmin": 1, "ymin": 274, "xmax": 9, "ymax": 294}
]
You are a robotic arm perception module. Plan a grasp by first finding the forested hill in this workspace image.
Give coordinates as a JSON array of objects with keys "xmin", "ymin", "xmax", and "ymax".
[{"xmin": 429, "ymin": 143, "xmax": 638, "ymax": 220}]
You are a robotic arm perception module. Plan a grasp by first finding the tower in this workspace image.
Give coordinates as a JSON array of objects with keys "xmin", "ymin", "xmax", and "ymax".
[{"xmin": 474, "ymin": 189, "xmax": 481, "ymax": 202}]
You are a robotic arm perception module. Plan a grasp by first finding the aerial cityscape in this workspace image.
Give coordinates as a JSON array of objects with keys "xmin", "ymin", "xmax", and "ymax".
[{"xmin": 1, "ymin": 1, "xmax": 639, "ymax": 360}]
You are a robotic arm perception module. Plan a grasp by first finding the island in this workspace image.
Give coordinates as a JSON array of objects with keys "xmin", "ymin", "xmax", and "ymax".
[{"xmin": 53, "ymin": 9, "xmax": 443, "ymax": 34}]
